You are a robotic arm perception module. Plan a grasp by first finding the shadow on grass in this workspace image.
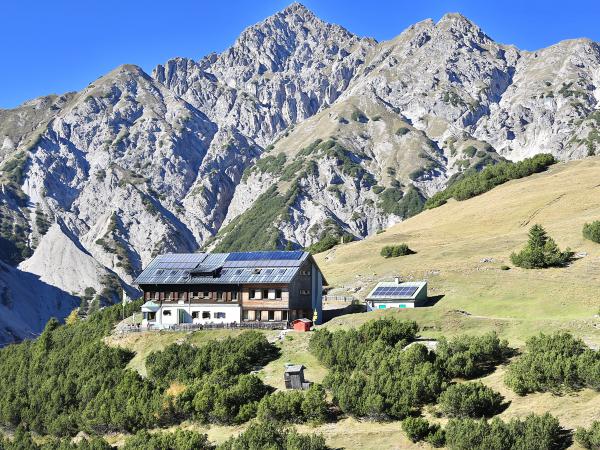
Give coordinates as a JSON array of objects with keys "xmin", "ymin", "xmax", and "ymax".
[
  {"xmin": 322, "ymin": 303, "xmax": 366, "ymax": 323},
  {"xmin": 556, "ymin": 428, "xmax": 574, "ymax": 450},
  {"xmin": 424, "ymin": 295, "xmax": 445, "ymax": 307}
]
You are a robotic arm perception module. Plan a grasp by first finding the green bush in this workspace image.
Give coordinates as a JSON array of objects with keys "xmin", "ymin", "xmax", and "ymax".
[
  {"xmin": 438, "ymin": 382, "xmax": 504, "ymax": 418},
  {"xmin": 256, "ymin": 385, "xmax": 328, "ymax": 424},
  {"xmin": 0, "ymin": 427, "xmax": 113, "ymax": 449},
  {"xmin": 310, "ymin": 320, "xmax": 509, "ymax": 421},
  {"xmin": 380, "ymin": 244, "xmax": 415, "ymax": 258},
  {"xmin": 176, "ymin": 372, "xmax": 269, "ymax": 425},
  {"xmin": 0, "ymin": 301, "xmax": 279, "ymax": 436},
  {"xmin": 146, "ymin": 331, "xmax": 276, "ymax": 384},
  {"xmin": 306, "ymin": 235, "xmax": 340, "ymax": 254},
  {"xmin": 510, "ymin": 224, "xmax": 573, "ymax": 269},
  {"xmin": 583, "ymin": 221, "xmax": 600, "ymax": 243},
  {"xmin": 426, "ymin": 427, "xmax": 446, "ymax": 448},
  {"xmin": 505, "ymin": 332, "xmax": 600, "ymax": 395},
  {"xmin": 436, "ymin": 332, "xmax": 511, "ymax": 379},
  {"xmin": 425, "ymin": 154, "xmax": 556, "ymax": 209},
  {"xmin": 575, "ymin": 421, "xmax": 600, "ymax": 449},
  {"xmin": 402, "ymin": 417, "xmax": 432, "ymax": 442},
  {"xmin": 0, "ymin": 301, "xmax": 171, "ymax": 436},
  {"xmin": 462, "ymin": 146, "xmax": 477, "ymax": 158},
  {"xmin": 123, "ymin": 429, "xmax": 213, "ymax": 450},
  {"xmin": 217, "ymin": 422, "xmax": 329, "ymax": 450},
  {"xmin": 445, "ymin": 413, "xmax": 564, "ymax": 450}
]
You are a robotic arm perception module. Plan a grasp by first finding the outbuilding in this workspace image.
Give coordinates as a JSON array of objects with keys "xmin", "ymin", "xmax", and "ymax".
[
  {"xmin": 292, "ymin": 318, "xmax": 313, "ymax": 332},
  {"xmin": 365, "ymin": 279, "xmax": 427, "ymax": 310},
  {"xmin": 284, "ymin": 364, "xmax": 311, "ymax": 390}
]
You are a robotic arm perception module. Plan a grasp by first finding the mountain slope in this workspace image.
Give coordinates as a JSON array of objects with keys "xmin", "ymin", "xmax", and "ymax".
[
  {"xmin": 0, "ymin": 260, "xmax": 78, "ymax": 346},
  {"xmin": 315, "ymin": 157, "xmax": 600, "ymax": 345},
  {"xmin": 1, "ymin": 4, "xmax": 600, "ymax": 344}
]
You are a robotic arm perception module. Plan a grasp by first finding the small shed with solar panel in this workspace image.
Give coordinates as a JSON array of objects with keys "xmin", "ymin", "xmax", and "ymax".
[{"xmin": 365, "ymin": 278, "xmax": 427, "ymax": 310}]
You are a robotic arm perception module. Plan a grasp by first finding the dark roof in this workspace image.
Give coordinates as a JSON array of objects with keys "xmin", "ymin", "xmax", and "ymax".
[
  {"xmin": 134, "ymin": 251, "xmax": 319, "ymax": 285},
  {"xmin": 285, "ymin": 364, "xmax": 305, "ymax": 373}
]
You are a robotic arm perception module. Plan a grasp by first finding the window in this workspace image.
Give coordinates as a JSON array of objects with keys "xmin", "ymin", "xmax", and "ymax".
[
  {"xmin": 149, "ymin": 291, "xmax": 157, "ymax": 300},
  {"xmin": 281, "ymin": 310, "xmax": 288, "ymax": 321},
  {"xmin": 268, "ymin": 289, "xmax": 276, "ymax": 300},
  {"xmin": 215, "ymin": 312, "xmax": 226, "ymax": 319},
  {"xmin": 253, "ymin": 268, "xmax": 261, "ymax": 274},
  {"xmin": 163, "ymin": 309, "xmax": 172, "ymax": 316},
  {"xmin": 265, "ymin": 268, "xmax": 274, "ymax": 275},
  {"xmin": 202, "ymin": 311, "xmax": 211, "ymax": 319},
  {"xmin": 242, "ymin": 310, "xmax": 249, "ymax": 320},
  {"xmin": 278, "ymin": 268, "xmax": 286, "ymax": 274},
  {"xmin": 192, "ymin": 311, "xmax": 199, "ymax": 319},
  {"xmin": 300, "ymin": 289, "xmax": 310, "ymax": 295},
  {"xmin": 232, "ymin": 291, "xmax": 238, "ymax": 301},
  {"xmin": 262, "ymin": 289, "xmax": 268, "ymax": 299},
  {"xmin": 147, "ymin": 311, "xmax": 156, "ymax": 321},
  {"xmin": 250, "ymin": 289, "xmax": 258, "ymax": 299},
  {"xmin": 166, "ymin": 292, "xmax": 173, "ymax": 300},
  {"xmin": 275, "ymin": 289, "xmax": 282, "ymax": 299},
  {"xmin": 235, "ymin": 269, "xmax": 243, "ymax": 275},
  {"xmin": 191, "ymin": 292, "xmax": 200, "ymax": 299},
  {"xmin": 268, "ymin": 311, "xmax": 275, "ymax": 321},
  {"xmin": 216, "ymin": 291, "xmax": 223, "ymax": 301},
  {"xmin": 301, "ymin": 270, "xmax": 311, "ymax": 276},
  {"xmin": 203, "ymin": 291, "xmax": 210, "ymax": 298}
]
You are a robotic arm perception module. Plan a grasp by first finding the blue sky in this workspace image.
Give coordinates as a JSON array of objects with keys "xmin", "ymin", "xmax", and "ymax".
[{"xmin": 2, "ymin": 0, "xmax": 599, "ymax": 109}]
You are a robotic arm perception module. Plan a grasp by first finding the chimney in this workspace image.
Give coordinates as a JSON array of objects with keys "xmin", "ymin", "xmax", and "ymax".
[{"xmin": 394, "ymin": 276, "xmax": 401, "ymax": 284}]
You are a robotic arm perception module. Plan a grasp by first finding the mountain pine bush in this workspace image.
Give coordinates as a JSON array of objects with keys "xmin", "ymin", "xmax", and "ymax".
[
  {"xmin": 380, "ymin": 243, "xmax": 415, "ymax": 257},
  {"xmin": 438, "ymin": 382, "xmax": 504, "ymax": 418},
  {"xmin": 444, "ymin": 413, "xmax": 563, "ymax": 450},
  {"xmin": 583, "ymin": 220, "xmax": 600, "ymax": 243},
  {"xmin": 575, "ymin": 421, "xmax": 600, "ymax": 450},
  {"xmin": 425, "ymin": 153, "xmax": 556, "ymax": 209},
  {"xmin": 505, "ymin": 332, "xmax": 600, "ymax": 395}
]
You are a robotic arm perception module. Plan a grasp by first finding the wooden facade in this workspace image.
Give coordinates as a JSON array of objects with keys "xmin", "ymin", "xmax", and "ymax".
[{"xmin": 136, "ymin": 251, "xmax": 325, "ymax": 327}]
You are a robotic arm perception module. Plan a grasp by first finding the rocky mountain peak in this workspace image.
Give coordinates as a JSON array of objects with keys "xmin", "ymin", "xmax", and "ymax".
[
  {"xmin": 277, "ymin": 2, "xmax": 314, "ymax": 20},
  {"xmin": 2, "ymin": 6, "xmax": 600, "ymax": 345},
  {"xmin": 207, "ymin": 2, "xmax": 371, "ymax": 81}
]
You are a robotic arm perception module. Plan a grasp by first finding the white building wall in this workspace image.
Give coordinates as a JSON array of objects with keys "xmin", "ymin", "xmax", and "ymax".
[
  {"xmin": 367, "ymin": 301, "xmax": 416, "ymax": 311},
  {"xmin": 142, "ymin": 303, "xmax": 242, "ymax": 327}
]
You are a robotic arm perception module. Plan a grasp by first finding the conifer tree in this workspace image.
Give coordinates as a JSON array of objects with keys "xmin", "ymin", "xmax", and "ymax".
[{"xmin": 510, "ymin": 224, "xmax": 572, "ymax": 268}]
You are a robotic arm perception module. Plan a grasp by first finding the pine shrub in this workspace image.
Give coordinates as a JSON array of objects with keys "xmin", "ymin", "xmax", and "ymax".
[
  {"xmin": 380, "ymin": 244, "xmax": 415, "ymax": 258},
  {"xmin": 583, "ymin": 221, "xmax": 600, "ymax": 243}
]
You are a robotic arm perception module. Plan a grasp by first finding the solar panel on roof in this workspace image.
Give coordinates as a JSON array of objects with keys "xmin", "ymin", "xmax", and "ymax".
[
  {"xmin": 226, "ymin": 251, "xmax": 303, "ymax": 262},
  {"xmin": 372, "ymin": 285, "xmax": 419, "ymax": 297},
  {"xmin": 157, "ymin": 262, "xmax": 199, "ymax": 270}
]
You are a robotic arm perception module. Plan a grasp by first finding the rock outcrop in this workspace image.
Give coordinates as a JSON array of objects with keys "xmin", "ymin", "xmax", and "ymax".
[{"xmin": 0, "ymin": 4, "xmax": 599, "ymax": 343}]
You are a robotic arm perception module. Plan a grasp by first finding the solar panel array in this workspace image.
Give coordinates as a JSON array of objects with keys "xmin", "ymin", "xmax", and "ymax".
[
  {"xmin": 226, "ymin": 251, "xmax": 304, "ymax": 262},
  {"xmin": 134, "ymin": 251, "xmax": 308, "ymax": 285},
  {"xmin": 371, "ymin": 286, "xmax": 418, "ymax": 298}
]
